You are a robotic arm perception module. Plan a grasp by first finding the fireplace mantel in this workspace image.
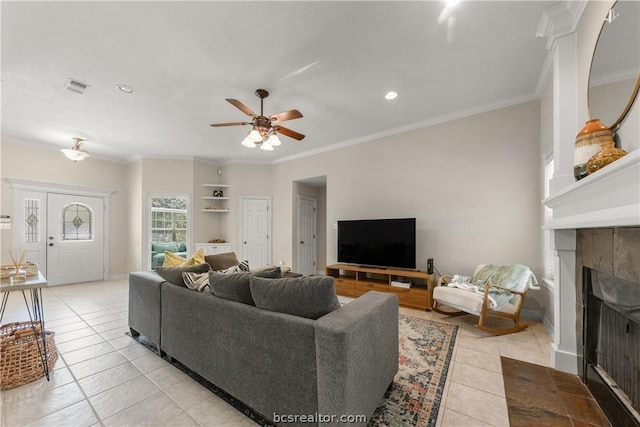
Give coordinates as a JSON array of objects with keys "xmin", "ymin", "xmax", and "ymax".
[{"xmin": 543, "ymin": 149, "xmax": 640, "ymax": 229}]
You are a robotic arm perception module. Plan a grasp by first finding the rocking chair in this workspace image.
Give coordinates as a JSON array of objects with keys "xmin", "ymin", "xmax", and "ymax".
[{"xmin": 432, "ymin": 264, "xmax": 539, "ymax": 335}]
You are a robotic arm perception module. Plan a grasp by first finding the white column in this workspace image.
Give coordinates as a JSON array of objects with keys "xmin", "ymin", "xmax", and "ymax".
[
  {"xmin": 550, "ymin": 32, "xmax": 578, "ymax": 194},
  {"xmin": 552, "ymin": 229, "xmax": 578, "ymax": 374}
]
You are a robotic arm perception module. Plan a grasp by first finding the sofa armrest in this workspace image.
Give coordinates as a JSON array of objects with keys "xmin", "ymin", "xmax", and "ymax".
[
  {"xmin": 315, "ymin": 291, "xmax": 399, "ymax": 426},
  {"xmin": 128, "ymin": 271, "xmax": 165, "ymax": 351}
]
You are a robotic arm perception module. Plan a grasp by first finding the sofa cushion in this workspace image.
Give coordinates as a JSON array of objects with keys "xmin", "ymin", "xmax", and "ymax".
[
  {"xmin": 208, "ymin": 268, "xmax": 287, "ymax": 305},
  {"xmin": 152, "ymin": 241, "xmax": 178, "ymax": 253},
  {"xmin": 205, "ymin": 252, "xmax": 240, "ymax": 271},
  {"xmin": 178, "ymin": 242, "xmax": 187, "ymax": 252},
  {"xmin": 163, "ymin": 248, "xmax": 205, "ymax": 267},
  {"xmin": 156, "ymin": 263, "xmax": 211, "ymax": 287},
  {"xmin": 209, "ymin": 272, "xmax": 254, "ymax": 305},
  {"xmin": 182, "ymin": 271, "xmax": 210, "ymax": 292},
  {"xmin": 250, "ymin": 276, "xmax": 341, "ymax": 320}
]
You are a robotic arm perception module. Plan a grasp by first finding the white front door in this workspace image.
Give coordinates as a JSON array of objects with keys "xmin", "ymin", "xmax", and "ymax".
[
  {"xmin": 297, "ymin": 196, "xmax": 317, "ymax": 275},
  {"xmin": 46, "ymin": 193, "xmax": 105, "ymax": 286},
  {"xmin": 241, "ymin": 197, "xmax": 270, "ymax": 268}
]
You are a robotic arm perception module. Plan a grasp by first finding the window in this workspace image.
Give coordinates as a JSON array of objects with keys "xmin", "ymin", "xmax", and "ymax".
[
  {"xmin": 61, "ymin": 203, "xmax": 93, "ymax": 241},
  {"xmin": 151, "ymin": 197, "xmax": 187, "ymax": 243},
  {"xmin": 24, "ymin": 198, "xmax": 40, "ymax": 243},
  {"xmin": 543, "ymin": 155, "xmax": 554, "ymax": 281}
]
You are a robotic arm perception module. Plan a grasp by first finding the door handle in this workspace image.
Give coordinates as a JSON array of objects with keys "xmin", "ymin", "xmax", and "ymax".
[{"xmin": 300, "ymin": 241, "xmax": 304, "ymax": 244}]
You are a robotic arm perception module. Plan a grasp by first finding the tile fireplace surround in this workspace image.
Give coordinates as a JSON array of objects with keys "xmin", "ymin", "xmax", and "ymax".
[{"xmin": 543, "ymin": 149, "xmax": 640, "ymax": 423}]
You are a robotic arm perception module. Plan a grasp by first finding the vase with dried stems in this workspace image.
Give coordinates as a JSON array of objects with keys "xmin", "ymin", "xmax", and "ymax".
[{"xmin": 8, "ymin": 250, "xmax": 26, "ymax": 283}]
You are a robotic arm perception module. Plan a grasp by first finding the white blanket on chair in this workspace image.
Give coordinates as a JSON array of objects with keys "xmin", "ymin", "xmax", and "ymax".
[{"xmin": 447, "ymin": 264, "xmax": 539, "ymax": 310}]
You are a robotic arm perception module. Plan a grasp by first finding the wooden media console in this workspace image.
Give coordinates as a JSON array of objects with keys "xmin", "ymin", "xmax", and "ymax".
[{"xmin": 325, "ymin": 263, "xmax": 436, "ymax": 310}]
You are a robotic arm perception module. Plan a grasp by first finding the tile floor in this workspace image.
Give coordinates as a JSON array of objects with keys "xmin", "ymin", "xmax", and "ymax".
[
  {"xmin": 501, "ymin": 358, "xmax": 610, "ymax": 427},
  {"xmin": 0, "ymin": 278, "xmax": 601, "ymax": 426}
]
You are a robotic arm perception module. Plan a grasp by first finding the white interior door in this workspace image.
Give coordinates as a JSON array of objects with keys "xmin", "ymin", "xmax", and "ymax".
[
  {"xmin": 297, "ymin": 196, "xmax": 316, "ymax": 275},
  {"xmin": 46, "ymin": 193, "xmax": 104, "ymax": 286},
  {"xmin": 241, "ymin": 197, "xmax": 270, "ymax": 268}
]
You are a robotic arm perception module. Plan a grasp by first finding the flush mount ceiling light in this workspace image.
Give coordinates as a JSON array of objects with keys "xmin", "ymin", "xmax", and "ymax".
[
  {"xmin": 210, "ymin": 89, "xmax": 305, "ymax": 151},
  {"xmin": 117, "ymin": 84, "xmax": 135, "ymax": 94},
  {"xmin": 61, "ymin": 137, "xmax": 90, "ymax": 162},
  {"xmin": 385, "ymin": 91, "xmax": 398, "ymax": 100}
]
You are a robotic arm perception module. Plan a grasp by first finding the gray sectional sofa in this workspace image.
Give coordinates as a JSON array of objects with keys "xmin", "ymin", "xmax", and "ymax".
[{"xmin": 128, "ymin": 266, "xmax": 399, "ymax": 426}]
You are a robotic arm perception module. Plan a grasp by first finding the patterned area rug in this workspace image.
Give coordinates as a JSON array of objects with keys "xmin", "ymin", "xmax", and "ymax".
[
  {"xmin": 130, "ymin": 314, "xmax": 457, "ymax": 427},
  {"xmin": 369, "ymin": 315, "xmax": 458, "ymax": 427}
]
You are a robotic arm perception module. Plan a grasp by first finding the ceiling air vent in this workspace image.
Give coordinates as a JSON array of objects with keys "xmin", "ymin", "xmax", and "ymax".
[{"xmin": 64, "ymin": 78, "xmax": 89, "ymax": 95}]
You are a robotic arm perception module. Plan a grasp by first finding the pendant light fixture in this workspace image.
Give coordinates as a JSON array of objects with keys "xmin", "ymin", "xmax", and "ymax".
[{"xmin": 61, "ymin": 138, "xmax": 90, "ymax": 162}]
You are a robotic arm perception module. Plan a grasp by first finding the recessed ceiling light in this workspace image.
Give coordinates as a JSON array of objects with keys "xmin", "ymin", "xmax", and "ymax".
[
  {"xmin": 117, "ymin": 84, "xmax": 135, "ymax": 94},
  {"xmin": 385, "ymin": 91, "xmax": 398, "ymax": 100}
]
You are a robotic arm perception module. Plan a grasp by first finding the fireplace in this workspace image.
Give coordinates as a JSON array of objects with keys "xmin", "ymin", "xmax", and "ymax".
[
  {"xmin": 576, "ymin": 228, "xmax": 640, "ymax": 427},
  {"xmin": 583, "ymin": 266, "xmax": 640, "ymax": 426}
]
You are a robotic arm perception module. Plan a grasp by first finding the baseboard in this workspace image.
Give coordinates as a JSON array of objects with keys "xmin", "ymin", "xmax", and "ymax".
[{"xmin": 552, "ymin": 343, "xmax": 579, "ymax": 374}]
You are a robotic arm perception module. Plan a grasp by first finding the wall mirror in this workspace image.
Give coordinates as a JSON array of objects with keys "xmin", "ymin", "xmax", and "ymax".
[{"xmin": 588, "ymin": 0, "xmax": 640, "ymax": 134}]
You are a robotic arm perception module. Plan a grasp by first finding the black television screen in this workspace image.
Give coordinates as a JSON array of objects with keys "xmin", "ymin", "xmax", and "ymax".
[{"xmin": 337, "ymin": 218, "xmax": 416, "ymax": 269}]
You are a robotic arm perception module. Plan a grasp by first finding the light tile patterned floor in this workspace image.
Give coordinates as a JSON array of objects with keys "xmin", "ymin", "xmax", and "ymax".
[{"xmin": 0, "ymin": 279, "xmax": 552, "ymax": 426}]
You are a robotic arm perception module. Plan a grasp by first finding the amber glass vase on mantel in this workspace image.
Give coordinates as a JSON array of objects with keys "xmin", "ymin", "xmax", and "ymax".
[{"xmin": 574, "ymin": 119, "xmax": 627, "ymax": 180}]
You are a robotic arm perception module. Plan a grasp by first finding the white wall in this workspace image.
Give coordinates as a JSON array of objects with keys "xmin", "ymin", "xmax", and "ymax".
[
  {"xmin": 126, "ymin": 158, "xmax": 143, "ymax": 271},
  {"xmin": 271, "ymin": 100, "xmax": 543, "ymax": 312},
  {"xmin": 0, "ymin": 139, "xmax": 129, "ymax": 275}
]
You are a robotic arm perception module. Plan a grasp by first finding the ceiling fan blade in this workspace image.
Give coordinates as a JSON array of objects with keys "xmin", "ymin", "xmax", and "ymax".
[
  {"xmin": 269, "ymin": 109, "xmax": 303, "ymax": 123},
  {"xmin": 210, "ymin": 121, "xmax": 251, "ymax": 127},
  {"xmin": 226, "ymin": 99, "xmax": 256, "ymax": 118},
  {"xmin": 274, "ymin": 125, "xmax": 305, "ymax": 141}
]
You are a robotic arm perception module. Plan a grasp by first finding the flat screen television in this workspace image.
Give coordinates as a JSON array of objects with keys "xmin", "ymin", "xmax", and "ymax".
[{"xmin": 337, "ymin": 218, "xmax": 416, "ymax": 269}]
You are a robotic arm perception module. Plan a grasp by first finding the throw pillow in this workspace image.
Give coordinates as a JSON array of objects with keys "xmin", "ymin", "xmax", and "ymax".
[
  {"xmin": 209, "ymin": 272, "xmax": 254, "ymax": 305},
  {"xmin": 249, "ymin": 276, "xmax": 341, "ymax": 320},
  {"xmin": 156, "ymin": 263, "xmax": 211, "ymax": 287},
  {"xmin": 250, "ymin": 264, "xmax": 288, "ymax": 278},
  {"xmin": 163, "ymin": 248, "xmax": 205, "ymax": 267},
  {"xmin": 182, "ymin": 271, "xmax": 210, "ymax": 292},
  {"xmin": 252, "ymin": 266, "xmax": 281, "ymax": 278},
  {"xmin": 205, "ymin": 252, "xmax": 240, "ymax": 271},
  {"xmin": 238, "ymin": 260, "xmax": 250, "ymax": 272},
  {"xmin": 217, "ymin": 264, "xmax": 243, "ymax": 274}
]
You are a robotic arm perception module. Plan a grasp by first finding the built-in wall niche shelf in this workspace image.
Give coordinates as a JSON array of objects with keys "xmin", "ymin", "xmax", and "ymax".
[
  {"xmin": 202, "ymin": 184, "xmax": 230, "ymax": 213},
  {"xmin": 202, "ymin": 208, "xmax": 230, "ymax": 213}
]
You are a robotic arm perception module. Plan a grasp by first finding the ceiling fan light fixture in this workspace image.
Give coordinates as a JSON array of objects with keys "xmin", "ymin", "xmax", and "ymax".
[
  {"xmin": 241, "ymin": 137, "xmax": 257, "ymax": 148},
  {"xmin": 260, "ymin": 141, "xmax": 274, "ymax": 151},
  {"xmin": 61, "ymin": 137, "xmax": 90, "ymax": 162},
  {"xmin": 248, "ymin": 129, "xmax": 263, "ymax": 142},
  {"xmin": 266, "ymin": 134, "xmax": 281, "ymax": 146}
]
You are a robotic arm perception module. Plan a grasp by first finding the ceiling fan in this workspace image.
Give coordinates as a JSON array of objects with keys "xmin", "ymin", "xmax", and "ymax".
[{"xmin": 210, "ymin": 89, "xmax": 305, "ymax": 150}]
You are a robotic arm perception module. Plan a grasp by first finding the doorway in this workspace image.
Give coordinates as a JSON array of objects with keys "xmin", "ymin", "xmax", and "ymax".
[
  {"xmin": 297, "ymin": 195, "xmax": 316, "ymax": 276},
  {"xmin": 10, "ymin": 180, "xmax": 112, "ymax": 286},
  {"xmin": 293, "ymin": 176, "xmax": 326, "ymax": 274},
  {"xmin": 46, "ymin": 193, "xmax": 104, "ymax": 285},
  {"xmin": 240, "ymin": 196, "xmax": 271, "ymax": 268}
]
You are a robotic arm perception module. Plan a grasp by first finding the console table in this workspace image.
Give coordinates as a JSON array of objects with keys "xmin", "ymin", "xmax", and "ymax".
[
  {"xmin": 326, "ymin": 264, "xmax": 436, "ymax": 310},
  {"xmin": 0, "ymin": 271, "xmax": 51, "ymax": 380}
]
